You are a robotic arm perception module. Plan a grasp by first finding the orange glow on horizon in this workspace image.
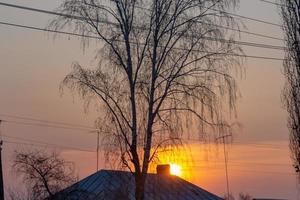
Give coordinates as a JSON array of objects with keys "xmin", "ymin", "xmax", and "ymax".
[{"xmin": 148, "ymin": 144, "xmax": 197, "ymax": 180}]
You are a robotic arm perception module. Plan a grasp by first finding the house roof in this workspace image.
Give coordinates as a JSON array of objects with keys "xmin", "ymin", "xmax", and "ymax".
[
  {"xmin": 253, "ymin": 199, "xmax": 288, "ymax": 200},
  {"xmin": 54, "ymin": 170, "xmax": 223, "ymax": 200}
]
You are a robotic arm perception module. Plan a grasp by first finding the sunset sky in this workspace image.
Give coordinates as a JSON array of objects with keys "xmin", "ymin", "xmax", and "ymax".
[{"xmin": 0, "ymin": 0, "xmax": 297, "ymax": 199}]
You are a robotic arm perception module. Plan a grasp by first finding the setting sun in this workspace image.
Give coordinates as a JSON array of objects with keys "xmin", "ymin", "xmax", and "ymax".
[{"xmin": 170, "ymin": 164, "xmax": 182, "ymax": 176}]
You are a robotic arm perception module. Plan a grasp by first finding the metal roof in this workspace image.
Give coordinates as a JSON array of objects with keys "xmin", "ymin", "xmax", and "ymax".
[{"xmin": 53, "ymin": 170, "xmax": 223, "ymax": 200}]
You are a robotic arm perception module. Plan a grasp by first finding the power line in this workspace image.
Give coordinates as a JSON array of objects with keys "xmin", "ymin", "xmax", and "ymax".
[
  {"xmin": 91, "ymin": 1, "xmax": 284, "ymax": 41},
  {"xmin": 233, "ymin": 143, "xmax": 284, "ymax": 150},
  {"xmin": 260, "ymin": 0, "xmax": 297, "ymax": 11},
  {"xmin": 187, "ymin": 166, "xmax": 294, "ymax": 175},
  {"xmin": 187, "ymin": 139, "xmax": 287, "ymax": 150},
  {"xmin": 191, "ymin": 166, "xmax": 295, "ymax": 175},
  {"xmin": 3, "ymin": 140, "xmax": 95, "ymax": 153},
  {"xmin": 167, "ymin": 155, "xmax": 293, "ymax": 167},
  {"xmin": 260, "ymin": 0, "xmax": 286, "ymax": 7},
  {"xmin": 96, "ymin": 1, "xmax": 282, "ymax": 27},
  {"xmin": 3, "ymin": 134, "xmax": 92, "ymax": 150},
  {"xmin": 228, "ymin": 169, "xmax": 294, "ymax": 176},
  {"xmin": 2, "ymin": 135, "xmax": 95, "ymax": 152},
  {"xmin": 0, "ymin": 21, "xmax": 286, "ymax": 61},
  {"xmin": 1, "ymin": 119, "xmax": 95, "ymax": 132},
  {"xmin": 0, "ymin": 21, "xmax": 100, "ymax": 40},
  {"xmin": 195, "ymin": 161, "xmax": 291, "ymax": 167},
  {"xmin": 207, "ymin": 36, "xmax": 285, "ymax": 50},
  {"xmin": 0, "ymin": 113, "xmax": 96, "ymax": 130},
  {"xmin": 0, "ymin": 21, "xmax": 285, "ymax": 51},
  {"xmin": 91, "ymin": 1, "xmax": 282, "ymax": 29},
  {"xmin": 0, "ymin": 2, "xmax": 285, "ymax": 46},
  {"xmin": 208, "ymin": 7, "xmax": 282, "ymax": 27},
  {"xmin": 206, "ymin": 22, "xmax": 283, "ymax": 41},
  {"xmin": 179, "ymin": 162, "xmax": 295, "ymax": 175},
  {"xmin": 0, "ymin": 1, "xmax": 281, "ymax": 28},
  {"xmin": 0, "ymin": 2, "xmax": 103, "ymax": 24}
]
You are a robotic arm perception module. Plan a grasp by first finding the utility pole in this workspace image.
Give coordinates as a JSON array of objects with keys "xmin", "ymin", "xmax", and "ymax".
[
  {"xmin": 0, "ymin": 120, "xmax": 4, "ymax": 200},
  {"xmin": 89, "ymin": 130, "xmax": 101, "ymax": 172},
  {"xmin": 96, "ymin": 131, "xmax": 100, "ymax": 172},
  {"xmin": 216, "ymin": 134, "xmax": 232, "ymax": 200}
]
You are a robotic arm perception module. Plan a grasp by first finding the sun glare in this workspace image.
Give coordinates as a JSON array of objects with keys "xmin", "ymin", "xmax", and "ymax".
[{"xmin": 170, "ymin": 164, "xmax": 182, "ymax": 176}]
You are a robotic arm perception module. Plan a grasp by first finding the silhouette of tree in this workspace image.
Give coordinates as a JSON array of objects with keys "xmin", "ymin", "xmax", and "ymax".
[
  {"xmin": 5, "ymin": 186, "xmax": 33, "ymax": 200},
  {"xmin": 12, "ymin": 150, "xmax": 77, "ymax": 200},
  {"xmin": 50, "ymin": 0, "xmax": 241, "ymax": 199},
  {"xmin": 224, "ymin": 193, "xmax": 251, "ymax": 200},
  {"xmin": 238, "ymin": 193, "xmax": 251, "ymax": 200},
  {"xmin": 279, "ymin": 0, "xmax": 300, "ymax": 179}
]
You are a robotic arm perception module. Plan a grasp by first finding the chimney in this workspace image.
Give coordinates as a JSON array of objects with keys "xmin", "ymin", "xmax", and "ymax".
[{"xmin": 156, "ymin": 164, "xmax": 170, "ymax": 176}]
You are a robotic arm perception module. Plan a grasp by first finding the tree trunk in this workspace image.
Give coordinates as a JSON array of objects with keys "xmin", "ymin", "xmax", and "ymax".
[{"xmin": 135, "ymin": 172, "xmax": 146, "ymax": 200}]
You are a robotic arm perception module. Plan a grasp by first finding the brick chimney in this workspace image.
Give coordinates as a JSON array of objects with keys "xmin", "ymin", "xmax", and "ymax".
[{"xmin": 156, "ymin": 164, "xmax": 170, "ymax": 176}]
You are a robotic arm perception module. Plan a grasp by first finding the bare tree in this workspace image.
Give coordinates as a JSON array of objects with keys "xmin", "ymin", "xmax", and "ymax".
[
  {"xmin": 238, "ymin": 193, "xmax": 251, "ymax": 200},
  {"xmin": 12, "ymin": 150, "xmax": 77, "ymax": 200},
  {"xmin": 224, "ymin": 193, "xmax": 251, "ymax": 200},
  {"xmin": 50, "ymin": 0, "xmax": 241, "ymax": 199},
  {"xmin": 5, "ymin": 186, "xmax": 33, "ymax": 200},
  {"xmin": 279, "ymin": 0, "xmax": 300, "ymax": 179}
]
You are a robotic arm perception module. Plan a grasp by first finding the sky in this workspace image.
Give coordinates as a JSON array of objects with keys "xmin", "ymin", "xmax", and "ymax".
[{"xmin": 0, "ymin": 0, "xmax": 297, "ymax": 199}]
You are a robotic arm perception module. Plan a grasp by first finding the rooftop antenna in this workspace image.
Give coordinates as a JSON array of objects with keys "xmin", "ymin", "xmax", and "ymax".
[
  {"xmin": 0, "ymin": 120, "xmax": 4, "ymax": 200},
  {"xmin": 90, "ymin": 130, "xmax": 100, "ymax": 172},
  {"xmin": 216, "ymin": 134, "xmax": 232, "ymax": 200},
  {"xmin": 96, "ymin": 130, "xmax": 100, "ymax": 171}
]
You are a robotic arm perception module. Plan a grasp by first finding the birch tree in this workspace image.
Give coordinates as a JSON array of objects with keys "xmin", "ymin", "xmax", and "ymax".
[{"xmin": 50, "ymin": 0, "xmax": 241, "ymax": 199}]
